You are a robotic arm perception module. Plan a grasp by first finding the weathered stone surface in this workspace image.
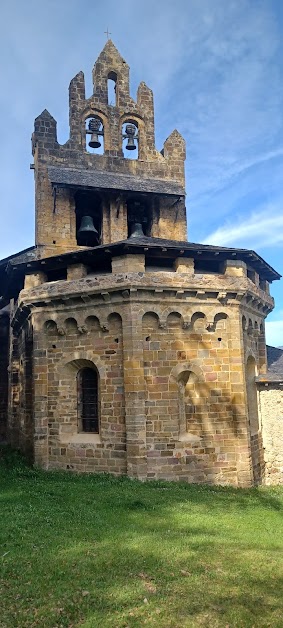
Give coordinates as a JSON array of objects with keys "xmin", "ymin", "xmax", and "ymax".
[{"xmin": 0, "ymin": 40, "xmax": 282, "ymax": 486}]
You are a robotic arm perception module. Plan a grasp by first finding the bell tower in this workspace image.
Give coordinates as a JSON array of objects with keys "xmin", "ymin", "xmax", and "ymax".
[{"xmin": 32, "ymin": 40, "xmax": 187, "ymax": 258}]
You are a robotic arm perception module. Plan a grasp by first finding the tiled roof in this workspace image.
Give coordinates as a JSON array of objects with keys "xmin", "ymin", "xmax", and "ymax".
[
  {"xmin": 5, "ymin": 236, "xmax": 280, "ymax": 282},
  {"xmin": 48, "ymin": 166, "xmax": 185, "ymax": 197},
  {"xmin": 267, "ymin": 345, "xmax": 283, "ymax": 378},
  {"xmin": 0, "ymin": 246, "xmax": 38, "ymax": 268}
]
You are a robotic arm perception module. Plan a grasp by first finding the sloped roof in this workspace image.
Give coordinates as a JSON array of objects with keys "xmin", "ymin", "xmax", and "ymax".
[
  {"xmin": 6, "ymin": 235, "xmax": 280, "ymax": 282},
  {"xmin": 257, "ymin": 345, "xmax": 283, "ymax": 383},
  {"xmin": 267, "ymin": 345, "xmax": 283, "ymax": 378},
  {"xmin": 48, "ymin": 166, "xmax": 185, "ymax": 197},
  {"xmin": 0, "ymin": 246, "xmax": 38, "ymax": 268}
]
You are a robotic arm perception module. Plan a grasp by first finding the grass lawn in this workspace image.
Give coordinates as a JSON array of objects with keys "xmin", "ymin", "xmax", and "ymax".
[{"xmin": 1, "ymin": 449, "xmax": 283, "ymax": 627}]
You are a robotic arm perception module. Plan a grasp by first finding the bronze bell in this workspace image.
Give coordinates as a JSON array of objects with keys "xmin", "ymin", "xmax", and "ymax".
[
  {"xmin": 129, "ymin": 222, "xmax": 144, "ymax": 238},
  {"xmin": 78, "ymin": 216, "xmax": 99, "ymax": 245},
  {"xmin": 88, "ymin": 118, "xmax": 102, "ymax": 149},
  {"xmin": 125, "ymin": 123, "xmax": 137, "ymax": 150}
]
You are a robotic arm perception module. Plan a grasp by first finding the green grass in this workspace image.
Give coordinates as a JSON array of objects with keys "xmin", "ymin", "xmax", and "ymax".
[{"xmin": 1, "ymin": 448, "xmax": 283, "ymax": 627}]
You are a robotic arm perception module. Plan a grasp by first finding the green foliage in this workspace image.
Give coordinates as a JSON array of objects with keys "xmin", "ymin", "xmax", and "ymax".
[{"xmin": 0, "ymin": 454, "xmax": 283, "ymax": 627}]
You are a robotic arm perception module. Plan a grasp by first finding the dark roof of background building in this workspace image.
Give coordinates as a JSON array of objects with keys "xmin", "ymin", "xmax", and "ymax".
[
  {"xmin": 267, "ymin": 345, "xmax": 283, "ymax": 376},
  {"xmin": 0, "ymin": 246, "xmax": 38, "ymax": 268},
  {"xmin": 257, "ymin": 345, "xmax": 283, "ymax": 383}
]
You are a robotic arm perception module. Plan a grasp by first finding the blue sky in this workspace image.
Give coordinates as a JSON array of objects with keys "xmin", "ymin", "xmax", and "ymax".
[{"xmin": 0, "ymin": 0, "xmax": 282, "ymax": 346}]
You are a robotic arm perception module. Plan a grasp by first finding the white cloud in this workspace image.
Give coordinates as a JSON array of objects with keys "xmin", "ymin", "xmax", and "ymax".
[{"xmin": 203, "ymin": 205, "xmax": 283, "ymax": 248}]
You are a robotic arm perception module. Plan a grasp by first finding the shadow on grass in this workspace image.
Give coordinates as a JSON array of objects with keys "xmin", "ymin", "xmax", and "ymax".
[{"xmin": 1, "ymin": 449, "xmax": 283, "ymax": 627}]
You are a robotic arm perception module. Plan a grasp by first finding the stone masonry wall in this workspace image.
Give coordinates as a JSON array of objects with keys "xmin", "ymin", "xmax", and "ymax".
[
  {"xmin": 24, "ymin": 297, "xmax": 256, "ymax": 486},
  {"xmin": 242, "ymin": 312, "xmax": 266, "ymax": 484},
  {"xmin": 10, "ymin": 258, "xmax": 273, "ymax": 485},
  {"xmin": 7, "ymin": 320, "xmax": 34, "ymax": 458},
  {"xmin": 32, "ymin": 41, "xmax": 187, "ymax": 257},
  {"xmin": 141, "ymin": 308, "xmax": 251, "ymax": 485},
  {"xmin": 0, "ymin": 313, "xmax": 9, "ymax": 441},
  {"xmin": 32, "ymin": 310, "xmax": 126, "ymax": 474},
  {"xmin": 259, "ymin": 384, "xmax": 283, "ymax": 485}
]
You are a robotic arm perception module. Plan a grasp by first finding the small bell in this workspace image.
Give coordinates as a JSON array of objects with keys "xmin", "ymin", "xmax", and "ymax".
[
  {"xmin": 88, "ymin": 118, "xmax": 102, "ymax": 149},
  {"xmin": 129, "ymin": 222, "xmax": 144, "ymax": 238},
  {"xmin": 125, "ymin": 123, "xmax": 137, "ymax": 151},
  {"xmin": 78, "ymin": 215, "xmax": 99, "ymax": 246}
]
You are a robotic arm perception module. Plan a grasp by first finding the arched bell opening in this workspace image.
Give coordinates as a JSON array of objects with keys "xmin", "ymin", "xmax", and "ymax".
[
  {"xmin": 75, "ymin": 190, "xmax": 102, "ymax": 247},
  {"xmin": 122, "ymin": 120, "xmax": 138, "ymax": 159},
  {"xmin": 85, "ymin": 115, "xmax": 104, "ymax": 155},
  {"xmin": 127, "ymin": 196, "xmax": 152, "ymax": 238},
  {"xmin": 107, "ymin": 71, "xmax": 117, "ymax": 106}
]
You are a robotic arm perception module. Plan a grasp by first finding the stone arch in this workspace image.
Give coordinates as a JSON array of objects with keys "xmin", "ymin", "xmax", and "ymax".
[
  {"xmin": 107, "ymin": 312, "xmax": 123, "ymax": 343},
  {"xmin": 85, "ymin": 315, "xmax": 101, "ymax": 331},
  {"xmin": 107, "ymin": 70, "xmax": 117, "ymax": 106},
  {"xmin": 191, "ymin": 311, "xmax": 207, "ymax": 332},
  {"xmin": 43, "ymin": 319, "xmax": 58, "ymax": 335},
  {"xmin": 170, "ymin": 362, "xmax": 204, "ymax": 384},
  {"xmin": 58, "ymin": 356, "xmax": 105, "ymax": 377},
  {"xmin": 254, "ymin": 320, "xmax": 260, "ymax": 338},
  {"xmin": 170, "ymin": 362, "xmax": 205, "ymax": 440},
  {"xmin": 142, "ymin": 311, "xmax": 160, "ymax": 331},
  {"xmin": 247, "ymin": 318, "xmax": 253, "ymax": 335},
  {"xmin": 82, "ymin": 108, "xmax": 108, "ymax": 153},
  {"xmin": 55, "ymin": 355, "xmax": 105, "ymax": 440},
  {"xmin": 166, "ymin": 311, "xmax": 184, "ymax": 328},
  {"xmin": 245, "ymin": 347, "xmax": 257, "ymax": 363},
  {"xmin": 107, "ymin": 312, "xmax": 123, "ymax": 328},
  {"xmin": 77, "ymin": 363, "xmax": 100, "ymax": 433},
  {"xmin": 120, "ymin": 112, "xmax": 144, "ymax": 158},
  {"xmin": 64, "ymin": 317, "xmax": 78, "ymax": 335},
  {"xmin": 214, "ymin": 312, "xmax": 228, "ymax": 329}
]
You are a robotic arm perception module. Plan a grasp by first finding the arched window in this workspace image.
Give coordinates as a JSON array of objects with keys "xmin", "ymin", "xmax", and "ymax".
[
  {"xmin": 77, "ymin": 367, "xmax": 99, "ymax": 433},
  {"xmin": 85, "ymin": 116, "xmax": 104, "ymax": 154},
  {"xmin": 122, "ymin": 121, "xmax": 138, "ymax": 159},
  {"xmin": 108, "ymin": 71, "xmax": 117, "ymax": 106},
  {"xmin": 75, "ymin": 190, "xmax": 102, "ymax": 247}
]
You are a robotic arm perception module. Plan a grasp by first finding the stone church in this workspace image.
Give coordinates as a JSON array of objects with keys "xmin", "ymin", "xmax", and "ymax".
[{"xmin": 0, "ymin": 41, "xmax": 282, "ymax": 486}]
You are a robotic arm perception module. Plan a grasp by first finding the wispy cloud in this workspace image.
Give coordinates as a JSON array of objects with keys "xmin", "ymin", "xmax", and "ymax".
[{"xmin": 203, "ymin": 204, "xmax": 283, "ymax": 248}]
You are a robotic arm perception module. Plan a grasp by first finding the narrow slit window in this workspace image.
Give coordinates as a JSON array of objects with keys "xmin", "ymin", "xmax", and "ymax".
[
  {"xmin": 78, "ymin": 367, "xmax": 99, "ymax": 433},
  {"xmin": 108, "ymin": 71, "xmax": 117, "ymax": 106}
]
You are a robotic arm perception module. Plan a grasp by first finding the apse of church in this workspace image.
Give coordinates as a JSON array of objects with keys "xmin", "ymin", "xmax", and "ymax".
[{"xmin": 0, "ymin": 41, "xmax": 281, "ymax": 486}]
